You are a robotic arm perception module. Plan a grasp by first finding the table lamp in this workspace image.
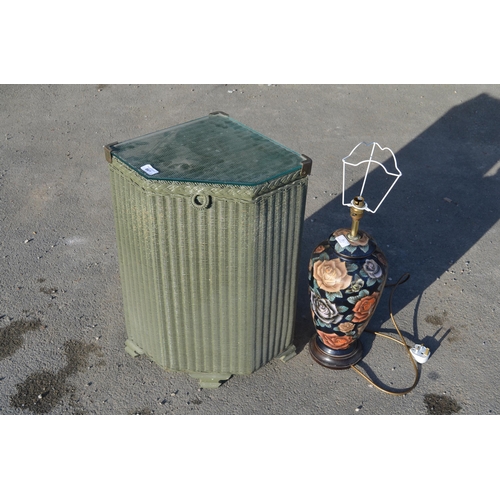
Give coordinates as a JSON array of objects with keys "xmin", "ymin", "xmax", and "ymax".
[{"xmin": 308, "ymin": 142, "xmax": 402, "ymax": 369}]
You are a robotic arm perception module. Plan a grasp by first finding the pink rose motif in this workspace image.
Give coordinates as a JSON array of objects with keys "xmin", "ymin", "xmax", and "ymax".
[
  {"xmin": 313, "ymin": 258, "xmax": 352, "ymax": 293},
  {"xmin": 338, "ymin": 322, "xmax": 355, "ymax": 334}
]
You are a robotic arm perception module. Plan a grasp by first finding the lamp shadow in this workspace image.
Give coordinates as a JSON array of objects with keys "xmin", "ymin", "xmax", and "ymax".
[{"xmin": 294, "ymin": 92, "xmax": 500, "ymax": 360}]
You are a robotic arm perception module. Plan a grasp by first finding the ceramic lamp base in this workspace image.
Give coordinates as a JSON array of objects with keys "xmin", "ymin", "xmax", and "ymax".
[{"xmin": 309, "ymin": 335, "xmax": 363, "ymax": 369}]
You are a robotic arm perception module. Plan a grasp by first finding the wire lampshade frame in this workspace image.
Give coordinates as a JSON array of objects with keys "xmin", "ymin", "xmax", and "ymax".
[{"xmin": 342, "ymin": 141, "xmax": 402, "ymax": 214}]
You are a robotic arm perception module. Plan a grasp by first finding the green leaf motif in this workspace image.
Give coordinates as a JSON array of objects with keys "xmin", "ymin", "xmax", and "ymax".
[
  {"xmin": 337, "ymin": 306, "xmax": 349, "ymax": 313},
  {"xmin": 367, "ymin": 278, "xmax": 376, "ymax": 287},
  {"xmin": 335, "ymin": 241, "xmax": 358, "ymax": 254},
  {"xmin": 361, "ymin": 244, "xmax": 370, "ymax": 253},
  {"xmin": 346, "ymin": 263, "xmax": 358, "ymax": 273},
  {"xmin": 347, "ymin": 289, "xmax": 369, "ymax": 304},
  {"xmin": 326, "ymin": 291, "xmax": 343, "ymax": 301},
  {"xmin": 345, "ymin": 314, "xmax": 354, "ymax": 321}
]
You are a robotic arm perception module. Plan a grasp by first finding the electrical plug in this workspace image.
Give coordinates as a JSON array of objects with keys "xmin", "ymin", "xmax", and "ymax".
[{"xmin": 410, "ymin": 344, "xmax": 430, "ymax": 364}]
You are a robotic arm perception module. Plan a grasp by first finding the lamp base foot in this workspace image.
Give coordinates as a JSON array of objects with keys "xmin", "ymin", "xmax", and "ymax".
[{"xmin": 309, "ymin": 335, "xmax": 363, "ymax": 370}]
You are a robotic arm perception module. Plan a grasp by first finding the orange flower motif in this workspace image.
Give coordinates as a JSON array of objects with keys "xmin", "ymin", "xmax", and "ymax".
[
  {"xmin": 314, "ymin": 244, "xmax": 326, "ymax": 254},
  {"xmin": 313, "ymin": 258, "xmax": 352, "ymax": 293},
  {"xmin": 317, "ymin": 331, "xmax": 354, "ymax": 350},
  {"xmin": 352, "ymin": 292, "xmax": 380, "ymax": 323},
  {"xmin": 338, "ymin": 322, "xmax": 355, "ymax": 333}
]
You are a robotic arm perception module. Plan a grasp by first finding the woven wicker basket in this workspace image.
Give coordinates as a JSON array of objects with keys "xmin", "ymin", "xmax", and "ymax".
[{"xmin": 105, "ymin": 113, "xmax": 311, "ymax": 387}]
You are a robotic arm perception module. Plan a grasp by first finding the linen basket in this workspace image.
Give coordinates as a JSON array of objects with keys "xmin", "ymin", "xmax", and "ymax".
[{"xmin": 104, "ymin": 112, "xmax": 312, "ymax": 387}]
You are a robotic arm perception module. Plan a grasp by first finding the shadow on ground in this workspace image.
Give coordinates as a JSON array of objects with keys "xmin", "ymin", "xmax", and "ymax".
[{"xmin": 294, "ymin": 93, "xmax": 500, "ymax": 359}]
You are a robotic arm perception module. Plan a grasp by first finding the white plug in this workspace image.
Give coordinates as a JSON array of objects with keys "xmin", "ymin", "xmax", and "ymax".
[{"xmin": 410, "ymin": 344, "xmax": 430, "ymax": 364}]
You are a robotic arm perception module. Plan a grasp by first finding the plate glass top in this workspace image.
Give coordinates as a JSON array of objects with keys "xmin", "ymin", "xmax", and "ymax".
[{"xmin": 111, "ymin": 114, "xmax": 303, "ymax": 185}]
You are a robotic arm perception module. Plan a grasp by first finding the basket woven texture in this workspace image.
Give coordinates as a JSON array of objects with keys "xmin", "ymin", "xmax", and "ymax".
[
  {"xmin": 109, "ymin": 158, "xmax": 308, "ymax": 380},
  {"xmin": 107, "ymin": 114, "xmax": 310, "ymax": 386}
]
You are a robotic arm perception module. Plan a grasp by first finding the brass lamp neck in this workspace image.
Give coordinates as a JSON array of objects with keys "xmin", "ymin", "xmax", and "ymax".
[{"xmin": 349, "ymin": 196, "xmax": 365, "ymax": 240}]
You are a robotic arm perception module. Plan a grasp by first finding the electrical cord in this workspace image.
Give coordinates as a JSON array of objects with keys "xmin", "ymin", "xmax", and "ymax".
[{"xmin": 350, "ymin": 273, "xmax": 421, "ymax": 395}]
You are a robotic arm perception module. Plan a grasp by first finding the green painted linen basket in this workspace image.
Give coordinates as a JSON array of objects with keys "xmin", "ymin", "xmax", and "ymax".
[{"xmin": 104, "ymin": 112, "xmax": 312, "ymax": 387}]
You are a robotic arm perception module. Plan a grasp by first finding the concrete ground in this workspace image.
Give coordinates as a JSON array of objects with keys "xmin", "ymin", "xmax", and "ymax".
[{"xmin": 1, "ymin": 84, "xmax": 500, "ymax": 417}]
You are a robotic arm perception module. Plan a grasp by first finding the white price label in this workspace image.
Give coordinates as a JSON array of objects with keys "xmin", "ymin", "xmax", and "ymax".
[
  {"xmin": 140, "ymin": 164, "xmax": 159, "ymax": 175},
  {"xmin": 335, "ymin": 235, "xmax": 350, "ymax": 248}
]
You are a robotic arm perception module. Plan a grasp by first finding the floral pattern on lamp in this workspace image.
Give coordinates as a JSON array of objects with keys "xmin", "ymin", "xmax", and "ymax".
[{"xmin": 309, "ymin": 228, "xmax": 388, "ymax": 355}]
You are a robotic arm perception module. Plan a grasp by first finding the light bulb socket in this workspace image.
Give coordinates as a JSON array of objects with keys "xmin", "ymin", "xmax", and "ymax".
[{"xmin": 349, "ymin": 196, "xmax": 365, "ymax": 240}]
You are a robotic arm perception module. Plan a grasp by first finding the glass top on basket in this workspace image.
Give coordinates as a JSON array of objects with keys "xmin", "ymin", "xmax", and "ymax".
[{"xmin": 111, "ymin": 113, "xmax": 303, "ymax": 186}]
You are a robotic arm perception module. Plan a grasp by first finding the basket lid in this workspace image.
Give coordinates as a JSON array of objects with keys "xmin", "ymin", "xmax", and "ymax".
[{"xmin": 106, "ymin": 113, "xmax": 308, "ymax": 186}]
